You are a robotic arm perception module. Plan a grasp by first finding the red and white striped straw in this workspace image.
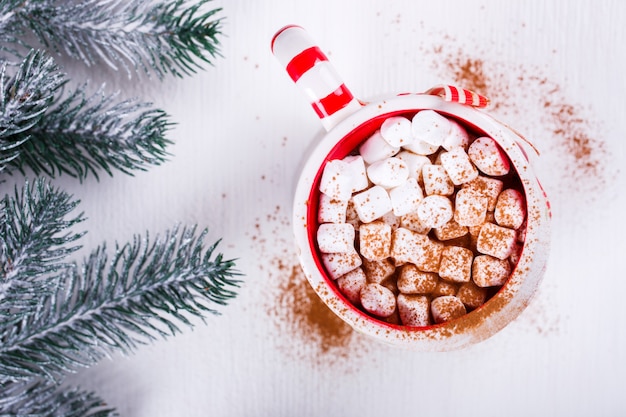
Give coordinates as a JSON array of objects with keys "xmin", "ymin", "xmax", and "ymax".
[
  {"xmin": 272, "ymin": 25, "xmax": 362, "ymax": 131},
  {"xmin": 425, "ymin": 84, "xmax": 490, "ymax": 108}
]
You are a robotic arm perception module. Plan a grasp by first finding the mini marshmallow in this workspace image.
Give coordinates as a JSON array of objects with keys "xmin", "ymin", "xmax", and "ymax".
[
  {"xmin": 317, "ymin": 223, "xmax": 355, "ymax": 253},
  {"xmin": 362, "ymin": 258, "xmax": 396, "ymax": 284},
  {"xmin": 403, "ymin": 139, "xmax": 440, "ymax": 156},
  {"xmin": 468, "ymin": 211, "xmax": 495, "ymax": 238},
  {"xmin": 422, "ymin": 164, "xmax": 454, "ymax": 196},
  {"xmin": 411, "ymin": 110, "xmax": 452, "ymax": 147},
  {"xmin": 417, "ymin": 195, "xmax": 454, "ymax": 228},
  {"xmin": 440, "ymin": 147, "xmax": 478, "ymax": 185},
  {"xmin": 509, "ymin": 241, "xmax": 523, "ymax": 267},
  {"xmin": 442, "ymin": 119, "xmax": 470, "ymax": 151},
  {"xmin": 359, "ymin": 221, "xmax": 391, "ymax": 261},
  {"xmin": 472, "ymin": 255, "xmax": 511, "ymax": 287},
  {"xmin": 431, "ymin": 295, "xmax": 467, "ymax": 324},
  {"xmin": 351, "ymin": 185, "xmax": 393, "ymax": 223},
  {"xmin": 397, "ymin": 294, "xmax": 431, "ymax": 327},
  {"xmin": 336, "ymin": 267, "xmax": 367, "ymax": 305},
  {"xmin": 360, "ymin": 283, "xmax": 396, "ymax": 318},
  {"xmin": 319, "ymin": 159, "xmax": 353, "ymax": 201},
  {"xmin": 439, "ymin": 246, "xmax": 473, "ymax": 283},
  {"xmin": 342, "ymin": 155, "xmax": 369, "ymax": 193},
  {"xmin": 411, "ymin": 233, "xmax": 444, "ymax": 272},
  {"xmin": 456, "ymin": 281, "xmax": 488, "ymax": 310},
  {"xmin": 397, "ymin": 264, "xmax": 438, "ymax": 294},
  {"xmin": 390, "ymin": 227, "xmax": 419, "ymax": 265},
  {"xmin": 395, "ymin": 151, "xmax": 430, "ymax": 181},
  {"xmin": 381, "ymin": 211, "xmax": 401, "ymax": 229},
  {"xmin": 345, "ymin": 199, "xmax": 360, "ymax": 228},
  {"xmin": 399, "ymin": 212, "xmax": 431, "ymax": 234},
  {"xmin": 389, "ymin": 177, "xmax": 424, "ymax": 216},
  {"xmin": 476, "ymin": 222, "xmax": 517, "ymax": 260},
  {"xmin": 434, "ymin": 219, "xmax": 468, "ymax": 241},
  {"xmin": 380, "ymin": 116, "xmax": 414, "ymax": 147},
  {"xmin": 366, "ymin": 157, "xmax": 409, "ymax": 188},
  {"xmin": 468, "ymin": 136, "xmax": 510, "ymax": 176},
  {"xmin": 321, "ymin": 249, "xmax": 362, "ymax": 279},
  {"xmin": 432, "ymin": 280, "xmax": 459, "ymax": 297},
  {"xmin": 359, "ymin": 129, "xmax": 400, "ymax": 164},
  {"xmin": 318, "ymin": 193, "xmax": 348, "ymax": 224},
  {"xmin": 494, "ymin": 188, "xmax": 526, "ymax": 229},
  {"xmin": 463, "ymin": 175, "xmax": 504, "ymax": 211},
  {"xmin": 454, "ymin": 188, "xmax": 488, "ymax": 227}
]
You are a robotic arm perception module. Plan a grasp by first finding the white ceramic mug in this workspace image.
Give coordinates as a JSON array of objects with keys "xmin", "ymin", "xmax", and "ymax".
[{"xmin": 272, "ymin": 25, "xmax": 551, "ymax": 351}]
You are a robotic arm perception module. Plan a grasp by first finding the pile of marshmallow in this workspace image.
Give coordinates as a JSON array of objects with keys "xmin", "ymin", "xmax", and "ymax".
[{"xmin": 316, "ymin": 110, "xmax": 526, "ymax": 327}]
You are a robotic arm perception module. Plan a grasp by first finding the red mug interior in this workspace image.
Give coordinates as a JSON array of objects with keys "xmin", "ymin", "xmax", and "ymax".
[{"xmin": 305, "ymin": 109, "xmax": 526, "ymax": 331}]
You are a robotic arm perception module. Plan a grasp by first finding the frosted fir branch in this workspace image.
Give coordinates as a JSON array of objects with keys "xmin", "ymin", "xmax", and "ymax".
[
  {"xmin": 6, "ymin": 87, "xmax": 173, "ymax": 180},
  {"xmin": 0, "ymin": 178, "xmax": 85, "ymax": 324},
  {"xmin": 0, "ymin": 50, "xmax": 65, "ymax": 168},
  {"xmin": 0, "ymin": 379, "xmax": 117, "ymax": 417},
  {"xmin": 0, "ymin": 225, "xmax": 240, "ymax": 382},
  {"xmin": 9, "ymin": 0, "xmax": 223, "ymax": 79}
]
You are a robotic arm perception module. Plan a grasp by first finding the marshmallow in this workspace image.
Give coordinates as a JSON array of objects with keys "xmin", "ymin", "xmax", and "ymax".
[
  {"xmin": 456, "ymin": 281, "xmax": 488, "ymax": 310},
  {"xmin": 472, "ymin": 255, "xmax": 511, "ymax": 287},
  {"xmin": 367, "ymin": 157, "xmax": 409, "ymax": 188},
  {"xmin": 422, "ymin": 164, "xmax": 454, "ymax": 196},
  {"xmin": 442, "ymin": 119, "xmax": 470, "ymax": 151},
  {"xmin": 380, "ymin": 116, "xmax": 414, "ymax": 147},
  {"xmin": 399, "ymin": 212, "xmax": 431, "ymax": 235},
  {"xmin": 417, "ymin": 195, "xmax": 454, "ymax": 228},
  {"xmin": 411, "ymin": 110, "xmax": 452, "ymax": 147},
  {"xmin": 439, "ymin": 246, "xmax": 473, "ymax": 283},
  {"xmin": 494, "ymin": 188, "xmax": 526, "ymax": 229},
  {"xmin": 345, "ymin": 199, "xmax": 360, "ymax": 228},
  {"xmin": 336, "ymin": 267, "xmax": 367, "ymax": 305},
  {"xmin": 463, "ymin": 175, "xmax": 504, "ymax": 211},
  {"xmin": 397, "ymin": 294, "xmax": 431, "ymax": 327},
  {"xmin": 434, "ymin": 219, "xmax": 468, "ymax": 241},
  {"xmin": 316, "ymin": 223, "xmax": 355, "ymax": 253},
  {"xmin": 359, "ymin": 221, "xmax": 391, "ymax": 261},
  {"xmin": 362, "ymin": 258, "xmax": 396, "ymax": 284},
  {"xmin": 397, "ymin": 264, "xmax": 438, "ymax": 294},
  {"xmin": 390, "ymin": 227, "xmax": 419, "ymax": 265},
  {"xmin": 317, "ymin": 193, "xmax": 348, "ymax": 224},
  {"xmin": 440, "ymin": 147, "xmax": 478, "ymax": 185},
  {"xmin": 359, "ymin": 129, "xmax": 400, "ymax": 164},
  {"xmin": 321, "ymin": 249, "xmax": 362, "ymax": 279},
  {"xmin": 395, "ymin": 151, "xmax": 430, "ymax": 181},
  {"xmin": 319, "ymin": 159, "xmax": 353, "ymax": 201},
  {"xmin": 468, "ymin": 136, "xmax": 510, "ymax": 176},
  {"xmin": 454, "ymin": 188, "xmax": 488, "ymax": 227},
  {"xmin": 360, "ymin": 283, "xmax": 396, "ymax": 318},
  {"xmin": 351, "ymin": 185, "xmax": 392, "ymax": 223},
  {"xmin": 411, "ymin": 233, "xmax": 444, "ymax": 273},
  {"xmin": 381, "ymin": 211, "xmax": 401, "ymax": 229},
  {"xmin": 403, "ymin": 139, "xmax": 440, "ymax": 156},
  {"xmin": 432, "ymin": 280, "xmax": 459, "ymax": 297},
  {"xmin": 509, "ymin": 241, "xmax": 523, "ymax": 267},
  {"xmin": 476, "ymin": 222, "xmax": 517, "ymax": 260},
  {"xmin": 389, "ymin": 177, "xmax": 424, "ymax": 216},
  {"xmin": 343, "ymin": 155, "xmax": 369, "ymax": 193},
  {"xmin": 431, "ymin": 295, "xmax": 467, "ymax": 324}
]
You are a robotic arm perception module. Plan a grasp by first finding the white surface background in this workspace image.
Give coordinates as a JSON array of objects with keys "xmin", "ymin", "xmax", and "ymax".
[{"xmin": 18, "ymin": 0, "xmax": 626, "ymax": 415}]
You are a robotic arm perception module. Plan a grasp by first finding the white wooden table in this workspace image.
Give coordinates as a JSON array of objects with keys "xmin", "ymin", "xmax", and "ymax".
[{"xmin": 55, "ymin": 0, "xmax": 626, "ymax": 415}]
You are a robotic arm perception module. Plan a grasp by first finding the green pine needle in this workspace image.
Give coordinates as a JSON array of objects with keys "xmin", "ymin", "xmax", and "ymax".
[
  {"xmin": 7, "ymin": 0, "xmax": 224, "ymax": 78},
  {"xmin": 0, "ymin": 220, "xmax": 241, "ymax": 382},
  {"xmin": 1, "ymin": 178, "xmax": 85, "ymax": 323}
]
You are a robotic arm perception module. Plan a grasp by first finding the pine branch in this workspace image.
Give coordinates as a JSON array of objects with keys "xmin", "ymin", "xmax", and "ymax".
[
  {"xmin": 6, "ymin": 87, "xmax": 173, "ymax": 180},
  {"xmin": 0, "ymin": 379, "xmax": 117, "ymax": 417},
  {"xmin": 0, "ymin": 224, "xmax": 240, "ymax": 382},
  {"xmin": 1, "ymin": 178, "xmax": 85, "ymax": 324},
  {"xmin": 0, "ymin": 50, "xmax": 66, "ymax": 168},
  {"xmin": 7, "ymin": 0, "xmax": 223, "ymax": 78}
]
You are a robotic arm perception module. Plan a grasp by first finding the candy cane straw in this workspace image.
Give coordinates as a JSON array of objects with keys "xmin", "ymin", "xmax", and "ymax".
[
  {"xmin": 425, "ymin": 84, "xmax": 490, "ymax": 108},
  {"xmin": 272, "ymin": 25, "xmax": 362, "ymax": 132}
]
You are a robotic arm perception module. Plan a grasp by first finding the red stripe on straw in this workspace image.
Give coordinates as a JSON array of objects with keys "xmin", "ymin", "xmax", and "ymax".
[
  {"xmin": 311, "ymin": 84, "xmax": 354, "ymax": 118},
  {"xmin": 286, "ymin": 46, "xmax": 328, "ymax": 82}
]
